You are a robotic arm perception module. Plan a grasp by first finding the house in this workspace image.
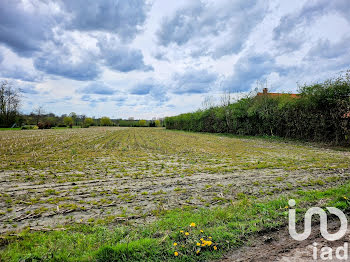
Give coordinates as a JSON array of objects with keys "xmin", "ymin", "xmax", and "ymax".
[{"xmin": 257, "ymin": 88, "xmax": 300, "ymax": 98}]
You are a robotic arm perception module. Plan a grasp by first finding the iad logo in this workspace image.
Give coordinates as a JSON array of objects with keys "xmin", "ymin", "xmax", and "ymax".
[
  {"xmin": 288, "ymin": 199, "xmax": 349, "ymax": 260},
  {"xmin": 288, "ymin": 199, "xmax": 348, "ymax": 241}
]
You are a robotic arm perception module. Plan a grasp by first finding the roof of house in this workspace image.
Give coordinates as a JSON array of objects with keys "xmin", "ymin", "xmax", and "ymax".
[{"xmin": 257, "ymin": 88, "xmax": 300, "ymax": 98}]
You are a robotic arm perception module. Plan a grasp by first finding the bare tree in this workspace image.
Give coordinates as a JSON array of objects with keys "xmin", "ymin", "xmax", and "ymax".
[
  {"xmin": 220, "ymin": 90, "xmax": 233, "ymax": 132},
  {"xmin": 201, "ymin": 95, "xmax": 215, "ymax": 109},
  {"xmin": 0, "ymin": 81, "xmax": 21, "ymax": 127},
  {"xmin": 221, "ymin": 90, "xmax": 231, "ymax": 107},
  {"xmin": 33, "ymin": 106, "xmax": 45, "ymax": 125}
]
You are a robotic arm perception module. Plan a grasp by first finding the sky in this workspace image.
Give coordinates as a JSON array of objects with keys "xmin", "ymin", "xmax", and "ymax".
[{"xmin": 0, "ymin": 0, "xmax": 350, "ymax": 119}]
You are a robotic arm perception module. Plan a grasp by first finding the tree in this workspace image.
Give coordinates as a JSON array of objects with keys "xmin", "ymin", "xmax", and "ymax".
[
  {"xmin": 79, "ymin": 114, "xmax": 86, "ymax": 127},
  {"xmin": 0, "ymin": 81, "xmax": 20, "ymax": 127},
  {"xmin": 33, "ymin": 106, "xmax": 45, "ymax": 125},
  {"xmin": 69, "ymin": 112, "xmax": 77, "ymax": 126},
  {"xmin": 138, "ymin": 120, "xmax": 147, "ymax": 126},
  {"xmin": 45, "ymin": 116, "xmax": 57, "ymax": 127},
  {"xmin": 155, "ymin": 120, "xmax": 161, "ymax": 127},
  {"xmin": 100, "ymin": 117, "xmax": 113, "ymax": 126},
  {"xmin": 64, "ymin": 116, "xmax": 73, "ymax": 128},
  {"xmin": 84, "ymin": 117, "xmax": 94, "ymax": 127},
  {"xmin": 201, "ymin": 95, "xmax": 215, "ymax": 109}
]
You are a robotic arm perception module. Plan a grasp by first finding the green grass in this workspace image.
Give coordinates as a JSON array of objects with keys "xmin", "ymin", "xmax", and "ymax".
[
  {"xmin": 1, "ymin": 182, "xmax": 350, "ymax": 262},
  {"xmin": 0, "ymin": 127, "xmax": 21, "ymax": 131}
]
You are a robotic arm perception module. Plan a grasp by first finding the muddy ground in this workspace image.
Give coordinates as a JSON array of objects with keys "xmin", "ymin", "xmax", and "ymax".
[
  {"xmin": 221, "ymin": 217, "xmax": 350, "ymax": 262},
  {"xmin": 1, "ymin": 127, "xmax": 350, "ymax": 236}
]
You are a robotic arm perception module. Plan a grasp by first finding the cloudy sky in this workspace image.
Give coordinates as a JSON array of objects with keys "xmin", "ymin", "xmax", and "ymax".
[{"xmin": 0, "ymin": 0, "xmax": 349, "ymax": 119}]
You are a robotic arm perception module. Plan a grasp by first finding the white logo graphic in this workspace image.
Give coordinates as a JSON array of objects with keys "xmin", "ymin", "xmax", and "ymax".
[{"xmin": 288, "ymin": 199, "xmax": 348, "ymax": 241}]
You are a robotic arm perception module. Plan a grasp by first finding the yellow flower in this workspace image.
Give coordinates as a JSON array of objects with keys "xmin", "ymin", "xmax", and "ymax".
[
  {"xmin": 344, "ymin": 196, "xmax": 348, "ymax": 200},
  {"xmin": 185, "ymin": 232, "xmax": 189, "ymax": 236},
  {"xmin": 207, "ymin": 241, "xmax": 212, "ymax": 246},
  {"xmin": 174, "ymin": 252, "xmax": 179, "ymax": 257},
  {"xmin": 208, "ymin": 237, "xmax": 212, "ymax": 239},
  {"xmin": 196, "ymin": 242, "xmax": 200, "ymax": 246},
  {"xmin": 200, "ymin": 238, "xmax": 204, "ymax": 241},
  {"xmin": 173, "ymin": 242, "xmax": 177, "ymax": 246},
  {"xmin": 190, "ymin": 222, "xmax": 196, "ymax": 227},
  {"xmin": 180, "ymin": 230, "xmax": 184, "ymax": 233},
  {"xmin": 201, "ymin": 243, "xmax": 205, "ymax": 247},
  {"xmin": 196, "ymin": 249, "xmax": 200, "ymax": 254},
  {"xmin": 285, "ymin": 206, "xmax": 288, "ymax": 209},
  {"xmin": 200, "ymin": 230, "xmax": 204, "ymax": 233},
  {"xmin": 213, "ymin": 246, "xmax": 217, "ymax": 250}
]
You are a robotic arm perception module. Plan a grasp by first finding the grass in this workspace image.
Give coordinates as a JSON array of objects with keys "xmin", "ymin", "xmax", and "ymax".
[
  {"xmin": 0, "ymin": 127, "xmax": 21, "ymax": 131},
  {"xmin": 1, "ymin": 182, "xmax": 349, "ymax": 261}
]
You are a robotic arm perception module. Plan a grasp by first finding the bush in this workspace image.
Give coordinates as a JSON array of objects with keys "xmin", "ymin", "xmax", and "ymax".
[
  {"xmin": 37, "ymin": 121, "xmax": 52, "ymax": 129},
  {"xmin": 165, "ymin": 71, "xmax": 350, "ymax": 145}
]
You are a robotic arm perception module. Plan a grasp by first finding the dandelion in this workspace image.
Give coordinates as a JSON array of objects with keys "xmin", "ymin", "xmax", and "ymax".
[
  {"xmin": 196, "ymin": 249, "xmax": 200, "ymax": 254},
  {"xmin": 180, "ymin": 230, "xmax": 184, "ymax": 233},
  {"xmin": 196, "ymin": 242, "xmax": 200, "ymax": 246},
  {"xmin": 208, "ymin": 237, "xmax": 212, "ymax": 239},
  {"xmin": 200, "ymin": 230, "xmax": 204, "ymax": 233},
  {"xmin": 344, "ymin": 196, "xmax": 348, "ymax": 200},
  {"xmin": 190, "ymin": 222, "xmax": 196, "ymax": 227},
  {"xmin": 200, "ymin": 238, "xmax": 204, "ymax": 241},
  {"xmin": 213, "ymin": 246, "xmax": 217, "ymax": 250},
  {"xmin": 207, "ymin": 241, "xmax": 212, "ymax": 246},
  {"xmin": 185, "ymin": 232, "xmax": 189, "ymax": 236},
  {"xmin": 173, "ymin": 242, "xmax": 177, "ymax": 246},
  {"xmin": 174, "ymin": 251, "xmax": 179, "ymax": 257}
]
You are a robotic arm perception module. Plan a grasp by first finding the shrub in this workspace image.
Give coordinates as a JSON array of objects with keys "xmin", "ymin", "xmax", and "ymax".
[
  {"xmin": 165, "ymin": 71, "xmax": 350, "ymax": 145},
  {"xmin": 37, "ymin": 121, "xmax": 52, "ymax": 129}
]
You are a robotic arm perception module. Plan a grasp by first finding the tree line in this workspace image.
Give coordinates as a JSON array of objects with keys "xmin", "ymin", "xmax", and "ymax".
[
  {"xmin": 165, "ymin": 71, "xmax": 350, "ymax": 145},
  {"xmin": 0, "ymin": 81, "xmax": 163, "ymax": 129}
]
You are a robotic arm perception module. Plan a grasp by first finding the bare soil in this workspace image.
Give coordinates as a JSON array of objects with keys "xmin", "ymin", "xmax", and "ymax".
[
  {"xmin": 1, "ymin": 128, "xmax": 350, "ymax": 236},
  {"xmin": 220, "ymin": 217, "xmax": 350, "ymax": 262}
]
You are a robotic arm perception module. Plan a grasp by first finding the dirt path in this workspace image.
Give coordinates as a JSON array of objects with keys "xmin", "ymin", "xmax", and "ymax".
[{"xmin": 220, "ymin": 219, "xmax": 350, "ymax": 262}]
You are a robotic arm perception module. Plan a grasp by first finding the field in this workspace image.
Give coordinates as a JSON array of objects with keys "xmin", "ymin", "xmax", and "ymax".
[{"xmin": 1, "ymin": 127, "xmax": 350, "ymax": 261}]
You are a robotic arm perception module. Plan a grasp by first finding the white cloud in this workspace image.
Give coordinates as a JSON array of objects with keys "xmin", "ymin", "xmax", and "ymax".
[{"xmin": 0, "ymin": 0, "xmax": 349, "ymax": 118}]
